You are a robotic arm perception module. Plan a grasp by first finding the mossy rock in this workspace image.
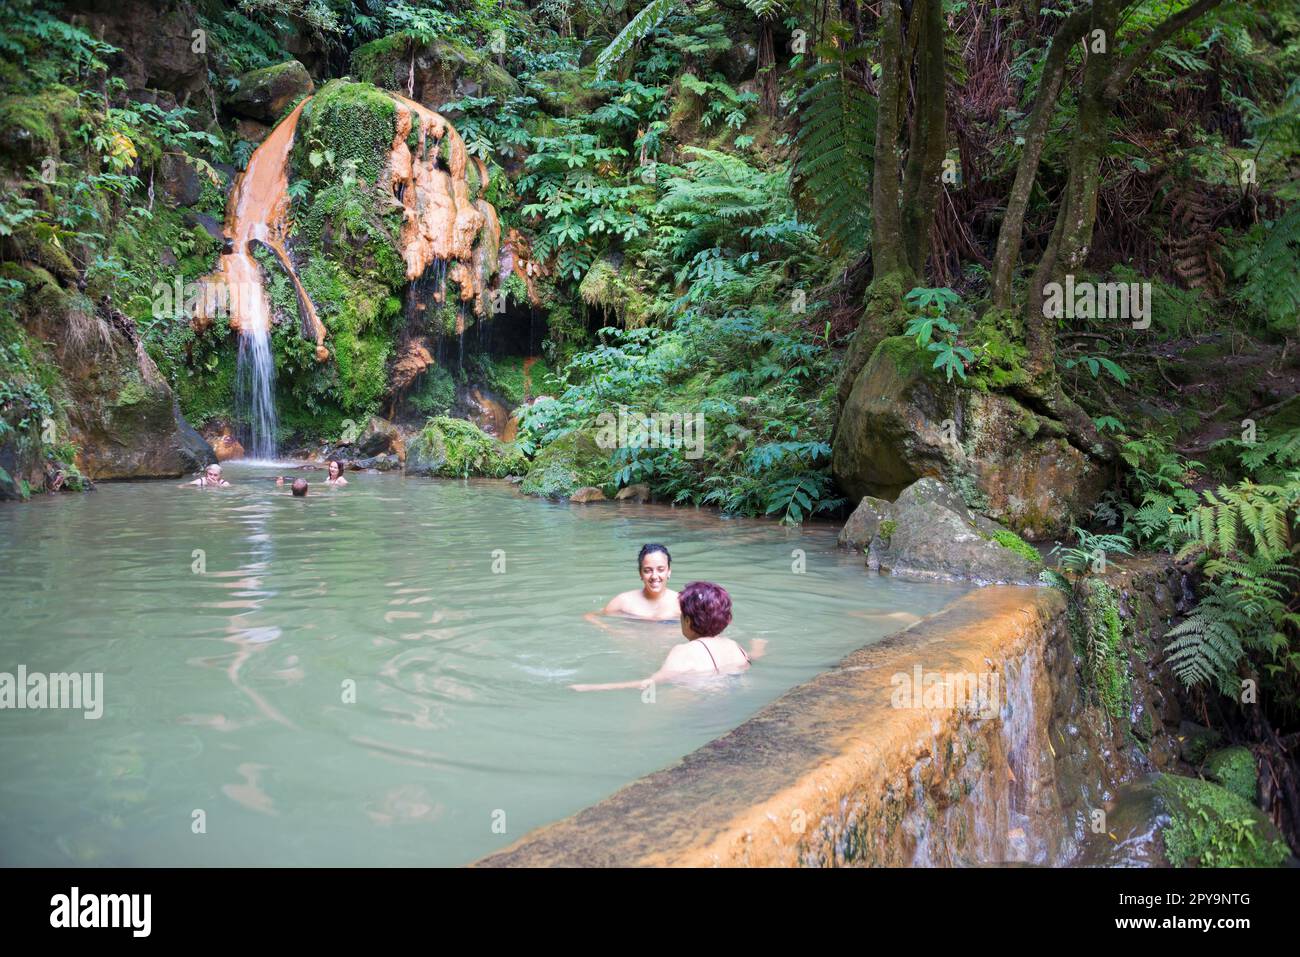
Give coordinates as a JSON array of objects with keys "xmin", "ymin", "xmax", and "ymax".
[
  {"xmin": 227, "ymin": 60, "xmax": 314, "ymax": 124},
  {"xmin": 0, "ymin": 84, "xmax": 82, "ymax": 164},
  {"xmin": 405, "ymin": 416, "xmax": 525, "ymax": 478},
  {"xmin": 1203, "ymin": 746, "xmax": 1258, "ymax": 804},
  {"xmin": 1152, "ymin": 774, "xmax": 1288, "ymax": 867},
  {"xmin": 350, "ymin": 34, "xmax": 518, "ymax": 106},
  {"xmin": 527, "ymin": 68, "xmax": 605, "ymax": 114},
  {"xmin": 579, "ymin": 258, "xmax": 650, "ymax": 329},
  {"xmin": 293, "ymin": 79, "xmax": 397, "ymax": 188},
  {"xmin": 520, "ymin": 429, "xmax": 611, "ymax": 499}
]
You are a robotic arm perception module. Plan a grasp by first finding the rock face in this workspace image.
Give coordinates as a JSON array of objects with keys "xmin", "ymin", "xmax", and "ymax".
[
  {"xmin": 72, "ymin": 385, "xmax": 214, "ymax": 482},
  {"xmin": 227, "ymin": 61, "xmax": 315, "ymax": 124},
  {"xmin": 833, "ymin": 336, "xmax": 1111, "ymax": 539},
  {"xmin": 570, "ymin": 486, "xmax": 607, "ymax": 503},
  {"xmin": 840, "ymin": 478, "xmax": 1044, "ymax": 585},
  {"xmin": 64, "ymin": 0, "xmax": 206, "ymax": 97},
  {"xmin": 355, "ymin": 415, "xmax": 403, "ymax": 457},
  {"xmin": 349, "ymin": 37, "xmax": 518, "ymax": 110}
]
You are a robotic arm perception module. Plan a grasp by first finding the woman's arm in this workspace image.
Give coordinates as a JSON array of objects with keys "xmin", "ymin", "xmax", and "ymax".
[{"xmin": 570, "ymin": 677, "xmax": 653, "ymax": 692}]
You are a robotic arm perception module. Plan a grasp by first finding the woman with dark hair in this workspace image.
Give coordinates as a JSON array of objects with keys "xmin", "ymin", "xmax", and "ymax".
[
  {"xmin": 572, "ymin": 581, "xmax": 765, "ymax": 691},
  {"xmin": 593, "ymin": 543, "xmax": 679, "ymax": 620},
  {"xmin": 324, "ymin": 460, "xmax": 348, "ymax": 486}
]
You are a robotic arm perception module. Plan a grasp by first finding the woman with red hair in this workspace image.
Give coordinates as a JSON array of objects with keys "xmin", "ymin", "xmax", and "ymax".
[{"xmin": 572, "ymin": 582, "xmax": 766, "ymax": 692}]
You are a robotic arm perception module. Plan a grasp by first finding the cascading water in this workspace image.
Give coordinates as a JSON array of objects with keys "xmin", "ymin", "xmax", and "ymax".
[{"xmin": 220, "ymin": 99, "xmax": 323, "ymax": 461}]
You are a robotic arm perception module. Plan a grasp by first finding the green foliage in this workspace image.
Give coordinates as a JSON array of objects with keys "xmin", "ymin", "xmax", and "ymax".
[
  {"xmin": 1223, "ymin": 207, "xmax": 1300, "ymax": 335},
  {"xmin": 794, "ymin": 35, "xmax": 874, "ymax": 256},
  {"xmin": 1153, "ymin": 774, "xmax": 1289, "ymax": 868},
  {"xmin": 417, "ymin": 415, "xmax": 527, "ymax": 478},
  {"xmin": 1203, "ymin": 746, "xmax": 1258, "ymax": 803},
  {"xmin": 593, "ymin": 0, "xmax": 680, "ymax": 82},
  {"xmin": 991, "ymin": 529, "xmax": 1041, "ymax": 564},
  {"xmin": 903, "ymin": 288, "xmax": 972, "ymax": 383},
  {"xmin": 1071, "ymin": 579, "xmax": 1131, "ymax": 721}
]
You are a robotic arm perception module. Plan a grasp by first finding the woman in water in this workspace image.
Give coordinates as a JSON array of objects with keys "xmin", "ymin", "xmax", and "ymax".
[
  {"xmin": 572, "ymin": 581, "xmax": 765, "ymax": 691},
  {"xmin": 324, "ymin": 460, "xmax": 348, "ymax": 486},
  {"xmin": 184, "ymin": 464, "xmax": 231, "ymax": 488},
  {"xmin": 591, "ymin": 543, "xmax": 680, "ymax": 621}
]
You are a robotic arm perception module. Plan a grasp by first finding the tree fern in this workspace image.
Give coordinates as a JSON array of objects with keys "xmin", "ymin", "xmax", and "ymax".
[{"xmin": 794, "ymin": 43, "xmax": 875, "ymax": 256}]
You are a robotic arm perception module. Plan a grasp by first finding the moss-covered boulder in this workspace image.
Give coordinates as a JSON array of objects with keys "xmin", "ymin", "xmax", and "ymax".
[
  {"xmin": 1203, "ymin": 746, "xmax": 1258, "ymax": 803},
  {"xmin": 846, "ymin": 477, "xmax": 1044, "ymax": 584},
  {"xmin": 404, "ymin": 416, "xmax": 525, "ymax": 478},
  {"xmin": 292, "ymin": 79, "xmax": 397, "ymax": 188},
  {"xmin": 350, "ymin": 33, "xmax": 518, "ymax": 107},
  {"xmin": 227, "ymin": 60, "xmax": 315, "ymax": 124},
  {"xmin": 1153, "ymin": 774, "xmax": 1288, "ymax": 867},
  {"xmin": 832, "ymin": 335, "xmax": 1111, "ymax": 539},
  {"xmin": 0, "ymin": 84, "xmax": 82, "ymax": 164},
  {"xmin": 519, "ymin": 429, "xmax": 612, "ymax": 499}
]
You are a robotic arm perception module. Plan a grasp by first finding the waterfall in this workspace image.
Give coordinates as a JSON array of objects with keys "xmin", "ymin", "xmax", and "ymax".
[
  {"xmin": 235, "ymin": 321, "xmax": 279, "ymax": 461},
  {"xmin": 220, "ymin": 99, "xmax": 320, "ymax": 461}
]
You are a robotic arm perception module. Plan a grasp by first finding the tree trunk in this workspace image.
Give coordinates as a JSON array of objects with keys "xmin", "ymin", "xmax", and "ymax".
[
  {"xmin": 990, "ymin": 6, "xmax": 1092, "ymax": 310},
  {"xmin": 900, "ymin": 0, "xmax": 946, "ymax": 277}
]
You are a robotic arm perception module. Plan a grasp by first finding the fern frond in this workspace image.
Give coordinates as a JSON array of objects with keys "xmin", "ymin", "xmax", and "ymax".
[
  {"xmin": 794, "ymin": 47, "xmax": 875, "ymax": 256},
  {"xmin": 593, "ymin": 0, "xmax": 682, "ymax": 82}
]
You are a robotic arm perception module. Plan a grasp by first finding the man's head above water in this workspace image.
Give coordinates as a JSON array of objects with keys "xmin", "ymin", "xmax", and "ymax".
[{"xmin": 291, "ymin": 478, "xmax": 308, "ymax": 497}]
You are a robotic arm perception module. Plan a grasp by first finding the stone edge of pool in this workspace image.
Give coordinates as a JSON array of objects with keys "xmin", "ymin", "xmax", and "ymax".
[{"xmin": 474, "ymin": 584, "xmax": 1075, "ymax": 867}]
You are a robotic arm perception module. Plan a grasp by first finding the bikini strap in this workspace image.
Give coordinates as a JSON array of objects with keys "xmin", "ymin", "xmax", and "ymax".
[{"xmin": 698, "ymin": 639, "xmax": 719, "ymax": 674}]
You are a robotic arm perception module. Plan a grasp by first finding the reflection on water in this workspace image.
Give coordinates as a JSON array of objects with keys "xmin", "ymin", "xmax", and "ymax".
[{"xmin": 0, "ymin": 466, "xmax": 971, "ymax": 865}]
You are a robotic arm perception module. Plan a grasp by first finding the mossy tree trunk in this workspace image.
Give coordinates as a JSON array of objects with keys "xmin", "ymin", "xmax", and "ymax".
[
  {"xmin": 1000, "ymin": 0, "xmax": 1226, "ymax": 376},
  {"xmin": 837, "ymin": 0, "xmax": 946, "ymax": 418}
]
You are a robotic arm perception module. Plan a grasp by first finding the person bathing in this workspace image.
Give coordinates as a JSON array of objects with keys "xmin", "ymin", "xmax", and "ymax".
[
  {"xmin": 324, "ymin": 460, "xmax": 348, "ymax": 486},
  {"xmin": 594, "ymin": 543, "xmax": 680, "ymax": 621},
  {"xmin": 184, "ymin": 464, "xmax": 231, "ymax": 488},
  {"xmin": 572, "ymin": 582, "xmax": 765, "ymax": 692}
]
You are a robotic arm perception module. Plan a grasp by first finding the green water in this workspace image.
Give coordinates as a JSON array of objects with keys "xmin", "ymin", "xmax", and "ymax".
[{"xmin": 0, "ymin": 464, "xmax": 970, "ymax": 866}]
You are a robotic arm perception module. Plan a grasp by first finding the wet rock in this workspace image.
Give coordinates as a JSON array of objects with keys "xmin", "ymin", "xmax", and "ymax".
[
  {"xmin": 404, "ymin": 424, "xmax": 447, "ymax": 476},
  {"xmin": 614, "ymin": 483, "xmax": 651, "ymax": 503},
  {"xmin": 837, "ymin": 495, "xmax": 893, "ymax": 551},
  {"xmin": 201, "ymin": 421, "xmax": 245, "ymax": 462},
  {"xmin": 570, "ymin": 486, "xmax": 607, "ymax": 503},
  {"xmin": 832, "ymin": 336, "xmax": 1112, "ymax": 539},
  {"xmin": 159, "ymin": 153, "xmax": 201, "ymax": 207},
  {"xmin": 1177, "ymin": 721, "xmax": 1221, "ymax": 764},
  {"xmin": 351, "ymin": 453, "xmax": 399, "ymax": 471},
  {"xmin": 842, "ymin": 477, "xmax": 1044, "ymax": 584},
  {"xmin": 227, "ymin": 61, "xmax": 314, "ymax": 124},
  {"xmin": 235, "ymin": 118, "xmax": 271, "ymax": 144},
  {"xmin": 356, "ymin": 415, "xmax": 402, "ymax": 457}
]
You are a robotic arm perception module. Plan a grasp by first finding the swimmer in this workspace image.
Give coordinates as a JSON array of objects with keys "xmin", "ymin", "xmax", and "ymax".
[
  {"xmin": 592, "ymin": 543, "xmax": 680, "ymax": 621},
  {"xmin": 291, "ymin": 478, "xmax": 308, "ymax": 497},
  {"xmin": 572, "ymin": 582, "xmax": 766, "ymax": 692},
  {"xmin": 184, "ymin": 463, "xmax": 231, "ymax": 488},
  {"xmin": 324, "ymin": 460, "xmax": 348, "ymax": 486}
]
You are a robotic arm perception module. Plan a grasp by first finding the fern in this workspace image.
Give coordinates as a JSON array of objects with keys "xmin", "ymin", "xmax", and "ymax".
[
  {"xmin": 593, "ymin": 0, "xmax": 681, "ymax": 82},
  {"xmin": 794, "ymin": 41, "xmax": 875, "ymax": 255}
]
